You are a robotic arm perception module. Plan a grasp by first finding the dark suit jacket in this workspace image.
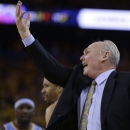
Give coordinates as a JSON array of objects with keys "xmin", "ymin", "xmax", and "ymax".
[{"xmin": 24, "ymin": 39, "xmax": 130, "ymax": 130}]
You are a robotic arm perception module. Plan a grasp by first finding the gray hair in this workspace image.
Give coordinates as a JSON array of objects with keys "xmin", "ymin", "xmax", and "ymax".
[{"xmin": 100, "ymin": 40, "xmax": 120, "ymax": 67}]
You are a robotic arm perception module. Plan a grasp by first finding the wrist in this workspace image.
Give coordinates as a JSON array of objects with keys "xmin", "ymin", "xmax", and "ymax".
[{"xmin": 19, "ymin": 30, "xmax": 31, "ymax": 40}]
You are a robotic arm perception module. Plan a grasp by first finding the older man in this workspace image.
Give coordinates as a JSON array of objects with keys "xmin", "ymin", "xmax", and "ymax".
[{"xmin": 15, "ymin": 1, "xmax": 130, "ymax": 130}]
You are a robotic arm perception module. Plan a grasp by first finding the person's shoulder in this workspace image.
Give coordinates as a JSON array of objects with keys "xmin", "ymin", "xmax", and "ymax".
[
  {"xmin": 46, "ymin": 102, "xmax": 57, "ymax": 113},
  {"xmin": 115, "ymin": 71, "xmax": 130, "ymax": 80},
  {"xmin": 45, "ymin": 102, "xmax": 58, "ymax": 125},
  {"xmin": 1, "ymin": 121, "xmax": 13, "ymax": 130},
  {"xmin": 117, "ymin": 71, "xmax": 130, "ymax": 76},
  {"xmin": 2, "ymin": 122, "xmax": 10, "ymax": 125},
  {"xmin": 32, "ymin": 123, "xmax": 44, "ymax": 130}
]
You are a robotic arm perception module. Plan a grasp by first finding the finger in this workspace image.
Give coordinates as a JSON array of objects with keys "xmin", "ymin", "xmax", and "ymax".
[
  {"xmin": 19, "ymin": 11, "xmax": 25, "ymax": 20},
  {"xmin": 16, "ymin": 1, "xmax": 22, "ymax": 17},
  {"xmin": 16, "ymin": 1, "xmax": 21, "ymax": 17},
  {"xmin": 26, "ymin": 13, "xmax": 31, "ymax": 21}
]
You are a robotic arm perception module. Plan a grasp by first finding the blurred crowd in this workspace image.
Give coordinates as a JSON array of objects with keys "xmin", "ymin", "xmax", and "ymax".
[
  {"xmin": 0, "ymin": 40, "xmax": 47, "ymax": 127},
  {"xmin": 0, "ymin": 25, "xmax": 130, "ymax": 128}
]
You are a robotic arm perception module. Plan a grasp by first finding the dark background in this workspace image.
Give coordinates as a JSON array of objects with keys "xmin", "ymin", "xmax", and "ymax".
[
  {"xmin": 1, "ymin": 0, "xmax": 130, "ymax": 9},
  {"xmin": 0, "ymin": 0, "xmax": 130, "ymax": 128}
]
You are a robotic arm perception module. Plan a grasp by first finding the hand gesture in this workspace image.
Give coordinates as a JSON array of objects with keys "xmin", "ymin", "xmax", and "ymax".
[{"xmin": 15, "ymin": 1, "xmax": 31, "ymax": 39}]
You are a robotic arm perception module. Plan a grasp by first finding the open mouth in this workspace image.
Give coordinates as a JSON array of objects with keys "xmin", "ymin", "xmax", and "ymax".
[
  {"xmin": 43, "ymin": 95, "xmax": 47, "ymax": 101},
  {"xmin": 83, "ymin": 64, "xmax": 88, "ymax": 68}
]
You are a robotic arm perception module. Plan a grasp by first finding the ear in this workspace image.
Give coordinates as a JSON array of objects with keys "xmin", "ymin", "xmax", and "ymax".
[
  {"xmin": 101, "ymin": 52, "xmax": 110, "ymax": 62},
  {"xmin": 57, "ymin": 86, "xmax": 63, "ymax": 93}
]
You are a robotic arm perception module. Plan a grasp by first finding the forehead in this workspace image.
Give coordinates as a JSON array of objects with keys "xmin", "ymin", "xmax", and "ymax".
[
  {"xmin": 43, "ymin": 78, "xmax": 50, "ymax": 84},
  {"xmin": 84, "ymin": 42, "xmax": 103, "ymax": 52}
]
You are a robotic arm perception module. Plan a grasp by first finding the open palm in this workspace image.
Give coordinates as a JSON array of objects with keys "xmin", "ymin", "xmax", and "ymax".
[{"xmin": 15, "ymin": 1, "xmax": 31, "ymax": 37}]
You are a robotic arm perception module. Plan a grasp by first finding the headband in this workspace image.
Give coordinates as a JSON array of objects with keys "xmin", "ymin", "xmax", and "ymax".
[{"xmin": 14, "ymin": 98, "xmax": 35, "ymax": 110}]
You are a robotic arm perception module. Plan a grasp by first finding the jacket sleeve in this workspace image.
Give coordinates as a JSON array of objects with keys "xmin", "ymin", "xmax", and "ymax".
[{"xmin": 24, "ymin": 39, "xmax": 73, "ymax": 87}]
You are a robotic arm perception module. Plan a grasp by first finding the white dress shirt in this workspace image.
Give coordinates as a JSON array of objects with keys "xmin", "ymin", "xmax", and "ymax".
[
  {"xmin": 22, "ymin": 34, "xmax": 35, "ymax": 47},
  {"xmin": 78, "ymin": 69, "xmax": 115, "ymax": 130}
]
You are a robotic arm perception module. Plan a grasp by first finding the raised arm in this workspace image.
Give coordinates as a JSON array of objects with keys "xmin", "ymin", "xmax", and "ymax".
[
  {"xmin": 24, "ymin": 39, "xmax": 73, "ymax": 87},
  {"xmin": 15, "ymin": 1, "xmax": 73, "ymax": 87}
]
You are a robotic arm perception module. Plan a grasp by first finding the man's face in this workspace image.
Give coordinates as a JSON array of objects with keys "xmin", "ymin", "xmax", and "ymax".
[
  {"xmin": 80, "ymin": 42, "xmax": 104, "ymax": 79},
  {"xmin": 15, "ymin": 104, "xmax": 34, "ymax": 124},
  {"xmin": 41, "ymin": 78, "xmax": 60, "ymax": 105}
]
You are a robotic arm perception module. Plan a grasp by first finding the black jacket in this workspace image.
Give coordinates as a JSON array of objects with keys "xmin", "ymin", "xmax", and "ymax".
[{"xmin": 25, "ymin": 39, "xmax": 130, "ymax": 130}]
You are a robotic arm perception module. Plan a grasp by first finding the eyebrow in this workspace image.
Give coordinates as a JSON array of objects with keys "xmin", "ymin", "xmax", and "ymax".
[
  {"xmin": 44, "ymin": 83, "xmax": 48, "ymax": 86},
  {"xmin": 84, "ymin": 47, "xmax": 90, "ymax": 53}
]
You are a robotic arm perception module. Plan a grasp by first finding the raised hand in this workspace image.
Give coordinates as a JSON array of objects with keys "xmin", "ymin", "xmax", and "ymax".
[{"xmin": 15, "ymin": 1, "xmax": 31, "ymax": 39}]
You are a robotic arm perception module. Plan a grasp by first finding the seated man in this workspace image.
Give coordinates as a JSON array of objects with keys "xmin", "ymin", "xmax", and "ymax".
[
  {"xmin": 0, "ymin": 98, "xmax": 44, "ymax": 130},
  {"xmin": 41, "ymin": 78, "xmax": 63, "ymax": 125}
]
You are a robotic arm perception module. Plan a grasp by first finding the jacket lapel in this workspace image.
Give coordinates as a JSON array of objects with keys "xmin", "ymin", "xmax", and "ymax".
[{"xmin": 101, "ymin": 71, "xmax": 117, "ymax": 127}]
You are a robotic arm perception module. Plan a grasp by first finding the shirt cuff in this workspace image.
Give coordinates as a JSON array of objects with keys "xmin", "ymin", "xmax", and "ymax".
[{"xmin": 22, "ymin": 34, "xmax": 35, "ymax": 47}]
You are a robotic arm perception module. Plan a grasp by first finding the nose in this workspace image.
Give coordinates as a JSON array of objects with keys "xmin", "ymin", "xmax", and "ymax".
[
  {"xmin": 41, "ymin": 87, "xmax": 45, "ymax": 94},
  {"xmin": 80, "ymin": 55, "xmax": 85, "ymax": 61},
  {"xmin": 22, "ymin": 108, "xmax": 29, "ymax": 113}
]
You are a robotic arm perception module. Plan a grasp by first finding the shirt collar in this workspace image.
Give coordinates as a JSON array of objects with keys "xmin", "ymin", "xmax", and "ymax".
[{"xmin": 95, "ymin": 69, "xmax": 115, "ymax": 86}]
